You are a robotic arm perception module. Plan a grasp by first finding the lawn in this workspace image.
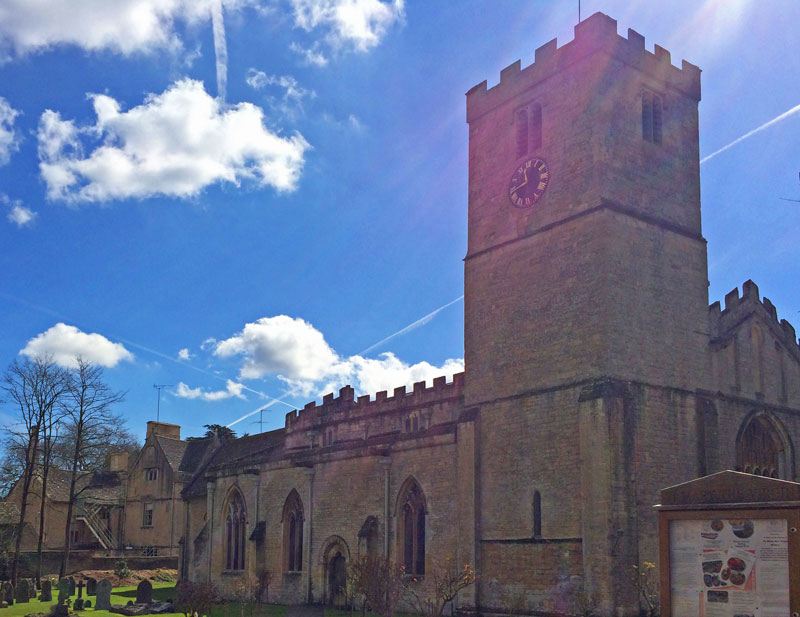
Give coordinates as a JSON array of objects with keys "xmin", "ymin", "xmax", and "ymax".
[{"xmin": 2, "ymin": 582, "xmax": 286, "ymax": 617}]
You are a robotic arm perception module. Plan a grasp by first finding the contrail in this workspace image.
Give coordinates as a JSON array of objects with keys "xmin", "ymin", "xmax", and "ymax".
[
  {"xmin": 700, "ymin": 102, "xmax": 800, "ymax": 165},
  {"xmin": 210, "ymin": 0, "xmax": 228, "ymax": 102},
  {"xmin": 0, "ymin": 291, "xmax": 293, "ymax": 410},
  {"xmin": 225, "ymin": 389, "xmax": 294, "ymax": 429},
  {"xmin": 358, "ymin": 295, "xmax": 464, "ymax": 355}
]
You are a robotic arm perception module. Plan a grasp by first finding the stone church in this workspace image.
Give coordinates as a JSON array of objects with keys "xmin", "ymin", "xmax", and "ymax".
[{"xmin": 178, "ymin": 13, "xmax": 800, "ymax": 616}]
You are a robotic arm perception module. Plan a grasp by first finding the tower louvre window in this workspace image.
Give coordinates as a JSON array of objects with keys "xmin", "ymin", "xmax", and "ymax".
[
  {"xmin": 530, "ymin": 103, "xmax": 542, "ymax": 150},
  {"xmin": 642, "ymin": 91, "xmax": 663, "ymax": 144},
  {"xmin": 515, "ymin": 109, "xmax": 528, "ymax": 158},
  {"xmin": 533, "ymin": 490, "xmax": 542, "ymax": 538}
]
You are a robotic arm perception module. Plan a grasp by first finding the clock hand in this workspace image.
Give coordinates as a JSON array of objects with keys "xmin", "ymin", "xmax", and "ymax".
[{"xmin": 510, "ymin": 169, "xmax": 530, "ymax": 194}]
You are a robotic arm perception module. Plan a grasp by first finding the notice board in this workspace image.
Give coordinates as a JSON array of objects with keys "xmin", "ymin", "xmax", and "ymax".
[{"xmin": 657, "ymin": 471, "xmax": 800, "ymax": 617}]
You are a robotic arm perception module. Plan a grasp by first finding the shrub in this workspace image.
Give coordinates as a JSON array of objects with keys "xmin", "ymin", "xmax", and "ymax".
[
  {"xmin": 114, "ymin": 560, "xmax": 131, "ymax": 579},
  {"xmin": 175, "ymin": 581, "xmax": 217, "ymax": 617}
]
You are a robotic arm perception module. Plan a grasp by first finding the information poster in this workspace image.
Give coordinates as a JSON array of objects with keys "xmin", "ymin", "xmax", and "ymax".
[{"xmin": 670, "ymin": 518, "xmax": 790, "ymax": 617}]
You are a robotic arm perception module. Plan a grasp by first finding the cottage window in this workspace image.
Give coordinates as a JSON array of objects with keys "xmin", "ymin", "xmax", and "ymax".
[
  {"xmin": 142, "ymin": 502, "xmax": 154, "ymax": 527},
  {"xmin": 145, "ymin": 468, "xmax": 158, "ymax": 481}
]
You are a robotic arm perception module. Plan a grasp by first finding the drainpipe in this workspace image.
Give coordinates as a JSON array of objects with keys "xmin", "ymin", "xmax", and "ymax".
[
  {"xmin": 379, "ymin": 458, "xmax": 391, "ymax": 557},
  {"xmin": 304, "ymin": 467, "xmax": 315, "ymax": 604},
  {"xmin": 207, "ymin": 481, "xmax": 216, "ymax": 583}
]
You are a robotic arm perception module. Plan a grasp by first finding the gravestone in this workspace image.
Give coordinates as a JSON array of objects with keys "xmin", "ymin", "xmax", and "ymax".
[
  {"xmin": 95, "ymin": 580, "xmax": 112, "ymax": 611},
  {"xmin": 57, "ymin": 579, "xmax": 70, "ymax": 605},
  {"xmin": 40, "ymin": 579, "xmax": 52, "ymax": 602},
  {"xmin": 3, "ymin": 582, "xmax": 14, "ymax": 606},
  {"xmin": 135, "ymin": 579, "xmax": 153, "ymax": 604},
  {"xmin": 87, "ymin": 577, "xmax": 97, "ymax": 596},
  {"xmin": 76, "ymin": 579, "xmax": 84, "ymax": 599},
  {"xmin": 15, "ymin": 579, "xmax": 30, "ymax": 603},
  {"xmin": 67, "ymin": 577, "xmax": 75, "ymax": 597}
]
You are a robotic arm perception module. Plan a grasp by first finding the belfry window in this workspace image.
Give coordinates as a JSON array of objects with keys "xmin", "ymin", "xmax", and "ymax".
[
  {"xmin": 642, "ymin": 91, "xmax": 663, "ymax": 144},
  {"xmin": 283, "ymin": 489, "xmax": 304, "ymax": 572},
  {"xmin": 515, "ymin": 103, "xmax": 543, "ymax": 158},
  {"xmin": 397, "ymin": 478, "xmax": 426, "ymax": 576},
  {"xmin": 224, "ymin": 488, "xmax": 247, "ymax": 571},
  {"xmin": 515, "ymin": 109, "xmax": 528, "ymax": 158}
]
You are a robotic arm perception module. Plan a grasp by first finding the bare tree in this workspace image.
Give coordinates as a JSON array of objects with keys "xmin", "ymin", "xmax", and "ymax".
[
  {"xmin": 406, "ymin": 558, "xmax": 476, "ymax": 617},
  {"xmin": 1, "ymin": 356, "xmax": 68, "ymax": 585},
  {"xmin": 58, "ymin": 358, "xmax": 126, "ymax": 577},
  {"xmin": 348, "ymin": 556, "xmax": 407, "ymax": 617},
  {"xmin": 34, "ymin": 399, "xmax": 61, "ymax": 585}
]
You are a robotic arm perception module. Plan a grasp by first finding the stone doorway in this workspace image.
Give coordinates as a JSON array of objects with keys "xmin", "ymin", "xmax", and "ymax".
[{"xmin": 327, "ymin": 551, "xmax": 347, "ymax": 608}]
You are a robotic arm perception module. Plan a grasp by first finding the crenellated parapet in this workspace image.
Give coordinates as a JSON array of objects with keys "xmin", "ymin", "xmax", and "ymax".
[
  {"xmin": 709, "ymin": 280, "xmax": 800, "ymax": 357},
  {"xmin": 466, "ymin": 11, "xmax": 701, "ymax": 123},
  {"xmin": 283, "ymin": 373, "xmax": 465, "ymax": 450}
]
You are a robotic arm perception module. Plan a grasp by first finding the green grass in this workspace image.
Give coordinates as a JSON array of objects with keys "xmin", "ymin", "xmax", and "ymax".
[{"xmin": 2, "ymin": 582, "xmax": 285, "ymax": 617}]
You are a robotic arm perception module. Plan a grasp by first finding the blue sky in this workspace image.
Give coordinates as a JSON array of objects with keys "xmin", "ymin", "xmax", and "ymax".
[{"xmin": 1, "ymin": 0, "xmax": 799, "ymax": 441}]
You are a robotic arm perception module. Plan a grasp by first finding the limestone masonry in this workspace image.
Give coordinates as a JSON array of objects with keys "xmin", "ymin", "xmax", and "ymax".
[{"xmin": 4, "ymin": 12, "xmax": 798, "ymax": 617}]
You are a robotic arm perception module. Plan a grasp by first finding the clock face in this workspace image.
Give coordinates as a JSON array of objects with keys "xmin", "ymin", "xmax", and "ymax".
[{"xmin": 509, "ymin": 158, "xmax": 550, "ymax": 208}]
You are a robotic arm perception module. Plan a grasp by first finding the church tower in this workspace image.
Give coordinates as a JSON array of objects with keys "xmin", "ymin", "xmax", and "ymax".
[
  {"xmin": 464, "ymin": 12, "xmax": 708, "ymax": 404},
  {"xmin": 463, "ymin": 14, "xmax": 711, "ymax": 615}
]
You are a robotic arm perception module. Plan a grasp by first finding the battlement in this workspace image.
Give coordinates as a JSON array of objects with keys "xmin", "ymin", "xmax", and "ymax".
[
  {"xmin": 709, "ymin": 280, "xmax": 800, "ymax": 353},
  {"xmin": 284, "ymin": 372, "xmax": 465, "ymax": 432},
  {"xmin": 466, "ymin": 12, "xmax": 701, "ymax": 123}
]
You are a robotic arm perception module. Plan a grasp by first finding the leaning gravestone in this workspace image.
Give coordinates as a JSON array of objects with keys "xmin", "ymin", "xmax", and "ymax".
[
  {"xmin": 87, "ymin": 577, "xmax": 97, "ymax": 596},
  {"xmin": 135, "ymin": 579, "xmax": 153, "ymax": 605},
  {"xmin": 15, "ymin": 579, "xmax": 30, "ymax": 603},
  {"xmin": 40, "ymin": 579, "xmax": 52, "ymax": 602},
  {"xmin": 57, "ymin": 578, "xmax": 70, "ymax": 605},
  {"xmin": 95, "ymin": 580, "xmax": 112, "ymax": 611},
  {"xmin": 3, "ymin": 582, "xmax": 14, "ymax": 606}
]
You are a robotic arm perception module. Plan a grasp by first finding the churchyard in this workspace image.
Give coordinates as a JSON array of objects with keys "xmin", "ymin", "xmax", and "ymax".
[{"xmin": 0, "ymin": 579, "xmax": 286, "ymax": 617}]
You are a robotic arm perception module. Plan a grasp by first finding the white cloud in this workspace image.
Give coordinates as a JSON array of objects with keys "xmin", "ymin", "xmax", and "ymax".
[
  {"xmin": 174, "ymin": 379, "xmax": 245, "ymax": 401},
  {"xmin": 20, "ymin": 323, "xmax": 133, "ymax": 368},
  {"xmin": 291, "ymin": 0, "xmax": 404, "ymax": 52},
  {"xmin": 213, "ymin": 314, "xmax": 463, "ymax": 398},
  {"xmin": 0, "ymin": 96, "xmax": 19, "ymax": 165},
  {"xmin": 245, "ymin": 69, "xmax": 315, "ymax": 118},
  {"xmin": 37, "ymin": 79, "xmax": 309, "ymax": 203},
  {"xmin": 215, "ymin": 315, "xmax": 340, "ymax": 381},
  {"xmin": 0, "ymin": 0, "xmax": 255, "ymax": 59},
  {"xmin": 7, "ymin": 203, "xmax": 36, "ymax": 227},
  {"xmin": 289, "ymin": 42, "xmax": 328, "ymax": 67},
  {"xmin": 177, "ymin": 347, "xmax": 192, "ymax": 361}
]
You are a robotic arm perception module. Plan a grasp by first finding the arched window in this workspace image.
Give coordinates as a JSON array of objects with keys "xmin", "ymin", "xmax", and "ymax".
[
  {"xmin": 532, "ymin": 490, "xmax": 542, "ymax": 538},
  {"xmin": 515, "ymin": 109, "xmax": 528, "ymax": 158},
  {"xmin": 737, "ymin": 414, "xmax": 791, "ymax": 479},
  {"xmin": 397, "ymin": 478, "xmax": 426, "ymax": 576},
  {"xmin": 283, "ymin": 489, "xmax": 304, "ymax": 572},
  {"xmin": 224, "ymin": 488, "xmax": 247, "ymax": 571}
]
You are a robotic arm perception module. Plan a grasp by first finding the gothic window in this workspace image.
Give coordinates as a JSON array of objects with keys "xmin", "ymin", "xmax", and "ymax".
[
  {"xmin": 224, "ymin": 488, "xmax": 247, "ymax": 571},
  {"xmin": 283, "ymin": 489, "xmax": 304, "ymax": 572},
  {"xmin": 515, "ymin": 109, "xmax": 528, "ymax": 158},
  {"xmin": 145, "ymin": 468, "xmax": 158, "ymax": 481},
  {"xmin": 737, "ymin": 414, "xmax": 790, "ymax": 479},
  {"xmin": 533, "ymin": 490, "xmax": 542, "ymax": 538},
  {"xmin": 642, "ymin": 91, "xmax": 663, "ymax": 144},
  {"xmin": 397, "ymin": 478, "xmax": 426, "ymax": 576}
]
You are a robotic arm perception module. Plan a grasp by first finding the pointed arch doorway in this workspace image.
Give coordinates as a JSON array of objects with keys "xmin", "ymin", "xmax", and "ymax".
[{"xmin": 322, "ymin": 536, "xmax": 350, "ymax": 608}]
